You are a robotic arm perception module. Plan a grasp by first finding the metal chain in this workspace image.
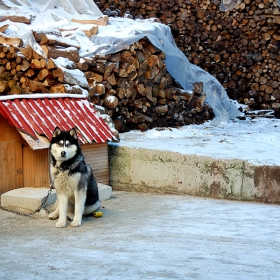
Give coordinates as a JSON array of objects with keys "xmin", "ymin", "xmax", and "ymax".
[{"xmin": 0, "ymin": 185, "xmax": 53, "ymax": 217}]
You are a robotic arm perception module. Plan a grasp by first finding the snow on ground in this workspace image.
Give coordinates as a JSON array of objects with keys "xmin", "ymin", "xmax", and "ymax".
[{"xmin": 111, "ymin": 116, "xmax": 280, "ymax": 166}]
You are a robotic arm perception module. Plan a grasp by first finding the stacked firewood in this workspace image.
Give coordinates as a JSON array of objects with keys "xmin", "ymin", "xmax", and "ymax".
[
  {"xmin": 95, "ymin": 0, "xmax": 280, "ymax": 114},
  {"xmin": 86, "ymin": 40, "xmax": 213, "ymax": 131},
  {"xmin": 0, "ymin": 31, "xmax": 214, "ymax": 132}
]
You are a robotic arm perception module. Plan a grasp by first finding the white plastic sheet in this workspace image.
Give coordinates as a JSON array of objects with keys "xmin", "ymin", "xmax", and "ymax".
[{"xmin": 0, "ymin": 0, "xmax": 103, "ymax": 15}]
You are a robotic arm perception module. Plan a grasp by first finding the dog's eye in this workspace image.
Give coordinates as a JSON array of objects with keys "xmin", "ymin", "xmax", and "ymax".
[
  {"xmin": 65, "ymin": 142, "xmax": 71, "ymax": 147},
  {"xmin": 57, "ymin": 141, "xmax": 64, "ymax": 147}
]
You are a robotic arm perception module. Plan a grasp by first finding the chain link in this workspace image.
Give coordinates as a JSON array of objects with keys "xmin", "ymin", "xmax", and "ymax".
[{"xmin": 0, "ymin": 185, "xmax": 53, "ymax": 217}]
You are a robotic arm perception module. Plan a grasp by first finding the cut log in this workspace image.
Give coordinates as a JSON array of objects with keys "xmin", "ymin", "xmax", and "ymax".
[
  {"xmin": 0, "ymin": 35, "xmax": 23, "ymax": 47},
  {"xmin": 71, "ymin": 15, "xmax": 109, "ymax": 26},
  {"xmin": 0, "ymin": 80, "xmax": 9, "ymax": 93},
  {"xmin": 28, "ymin": 80, "xmax": 47, "ymax": 93},
  {"xmin": 47, "ymin": 58, "xmax": 56, "ymax": 69},
  {"xmin": 77, "ymin": 59, "xmax": 89, "ymax": 72},
  {"xmin": 41, "ymin": 45, "xmax": 80, "ymax": 63},
  {"xmin": 32, "ymin": 29, "xmax": 62, "ymax": 42},
  {"xmin": 0, "ymin": 24, "xmax": 9, "ymax": 33},
  {"xmin": 60, "ymin": 24, "xmax": 99, "ymax": 37},
  {"xmin": 19, "ymin": 46, "xmax": 33, "ymax": 60},
  {"xmin": 0, "ymin": 15, "xmax": 31, "ymax": 24},
  {"xmin": 9, "ymin": 85, "xmax": 22, "ymax": 95},
  {"xmin": 104, "ymin": 95, "xmax": 118, "ymax": 109},
  {"xmin": 52, "ymin": 66, "xmax": 88, "ymax": 88},
  {"xmin": 30, "ymin": 59, "xmax": 46, "ymax": 70},
  {"xmin": 38, "ymin": 69, "xmax": 53, "ymax": 81},
  {"xmin": 40, "ymin": 34, "xmax": 81, "ymax": 50}
]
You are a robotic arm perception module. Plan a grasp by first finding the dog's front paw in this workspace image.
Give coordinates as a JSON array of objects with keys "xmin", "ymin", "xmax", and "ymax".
[
  {"xmin": 71, "ymin": 219, "xmax": 81, "ymax": 227},
  {"xmin": 56, "ymin": 220, "xmax": 67, "ymax": 228},
  {"xmin": 49, "ymin": 211, "xmax": 59, "ymax": 220}
]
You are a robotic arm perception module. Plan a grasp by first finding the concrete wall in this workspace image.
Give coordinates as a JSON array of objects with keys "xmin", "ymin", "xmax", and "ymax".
[{"xmin": 109, "ymin": 145, "xmax": 280, "ymax": 204}]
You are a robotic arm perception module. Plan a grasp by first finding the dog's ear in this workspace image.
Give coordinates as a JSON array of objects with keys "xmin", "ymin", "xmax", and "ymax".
[
  {"xmin": 70, "ymin": 128, "xmax": 78, "ymax": 139},
  {"xmin": 52, "ymin": 127, "xmax": 61, "ymax": 138}
]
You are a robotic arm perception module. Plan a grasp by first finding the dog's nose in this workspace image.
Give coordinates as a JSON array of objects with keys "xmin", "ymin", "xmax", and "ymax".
[{"xmin": 61, "ymin": 151, "xmax": 66, "ymax": 157}]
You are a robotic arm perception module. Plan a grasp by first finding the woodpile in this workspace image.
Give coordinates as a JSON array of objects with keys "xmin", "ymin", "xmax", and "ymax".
[
  {"xmin": 0, "ymin": 35, "xmax": 213, "ymax": 132},
  {"xmin": 87, "ymin": 39, "xmax": 213, "ymax": 132},
  {"xmin": 95, "ymin": 0, "xmax": 280, "ymax": 115}
]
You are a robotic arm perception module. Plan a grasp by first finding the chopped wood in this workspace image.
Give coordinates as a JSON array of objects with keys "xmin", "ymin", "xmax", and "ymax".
[
  {"xmin": 79, "ymin": 24, "xmax": 98, "ymax": 37},
  {"xmin": 0, "ymin": 39, "xmax": 213, "ymax": 131},
  {"xmin": 19, "ymin": 46, "xmax": 33, "ymax": 60},
  {"xmin": 77, "ymin": 59, "xmax": 89, "ymax": 72},
  {"xmin": 38, "ymin": 69, "xmax": 53, "ymax": 81},
  {"xmin": 0, "ymin": 35, "xmax": 23, "ymax": 47},
  {"xmin": 96, "ymin": 83, "xmax": 105, "ymax": 95},
  {"xmin": 0, "ymin": 24, "xmax": 9, "ymax": 33},
  {"xmin": 47, "ymin": 58, "xmax": 56, "ymax": 69},
  {"xmin": 71, "ymin": 18, "xmax": 107, "ymax": 26},
  {"xmin": 104, "ymin": 95, "xmax": 118, "ymax": 109},
  {"xmin": 60, "ymin": 25, "xmax": 99, "ymax": 37},
  {"xmin": 28, "ymin": 80, "xmax": 47, "ymax": 92},
  {"xmin": 9, "ymin": 85, "xmax": 22, "ymax": 95},
  {"xmin": 32, "ymin": 29, "xmax": 62, "ymax": 42},
  {"xmin": 42, "ymin": 78, "xmax": 57, "ymax": 87},
  {"xmin": 52, "ymin": 66, "xmax": 88, "ymax": 88},
  {"xmin": 40, "ymin": 34, "xmax": 81, "ymax": 50},
  {"xmin": 0, "ymin": 81, "xmax": 8, "ymax": 92},
  {"xmin": 41, "ymin": 45, "xmax": 80, "ymax": 63},
  {"xmin": 0, "ymin": 15, "xmax": 31, "ymax": 24},
  {"xmin": 30, "ymin": 59, "xmax": 46, "ymax": 70}
]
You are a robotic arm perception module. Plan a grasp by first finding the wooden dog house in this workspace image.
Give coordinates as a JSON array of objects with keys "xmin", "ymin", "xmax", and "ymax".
[{"xmin": 0, "ymin": 93, "xmax": 116, "ymax": 196}]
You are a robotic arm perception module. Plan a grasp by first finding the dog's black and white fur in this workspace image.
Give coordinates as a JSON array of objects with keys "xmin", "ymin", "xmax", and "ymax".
[{"xmin": 48, "ymin": 127, "xmax": 100, "ymax": 228}]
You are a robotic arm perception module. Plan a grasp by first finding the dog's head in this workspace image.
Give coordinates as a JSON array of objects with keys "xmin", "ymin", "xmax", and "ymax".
[{"xmin": 50, "ymin": 127, "xmax": 80, "ymax": 162}]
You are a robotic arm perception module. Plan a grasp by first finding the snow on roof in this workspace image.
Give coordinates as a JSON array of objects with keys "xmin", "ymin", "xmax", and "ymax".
[{"xmin": 0, "ymin": 93, "xmax": 116, "ymax": 149}]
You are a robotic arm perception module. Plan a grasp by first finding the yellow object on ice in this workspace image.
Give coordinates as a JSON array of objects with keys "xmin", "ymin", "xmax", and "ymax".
[{"xmin": 93, "ymin": 211, "xmax": 103, "ymax": 218}]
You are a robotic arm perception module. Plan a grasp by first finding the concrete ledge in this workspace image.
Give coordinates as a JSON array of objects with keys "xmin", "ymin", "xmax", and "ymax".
[
  {"xmin": 1, "ymin": 187, "xmax": 56, "ymax": 211},
  {"xmin": 109, "ymin": 145, "xmax": 280, "ymax": 204},
  {"xmin": 1, "ymin": 184, "xmax": 112, "ymax": 211}
]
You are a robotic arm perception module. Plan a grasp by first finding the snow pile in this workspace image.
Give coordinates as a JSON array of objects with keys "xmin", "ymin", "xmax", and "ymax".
[{"xmin": 111, "ymin": 117, "xmax": 280, "ymax": 166}]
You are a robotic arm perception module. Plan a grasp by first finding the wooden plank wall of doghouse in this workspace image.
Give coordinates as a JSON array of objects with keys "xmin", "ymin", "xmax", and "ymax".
[
  {"xmin": 23, "ymin": 147, "xmax": 50, "ymax": 189},
  {"xmin": 0, "ymin": 116, "xmax": 24, "ymax": 195},
  {"xmin": 23, "ymin": 142, "xmax": 109, "ymax": 189},
  {"xmin": 82, "ymin": 143, "xmax": 109, "ymax": 185}
]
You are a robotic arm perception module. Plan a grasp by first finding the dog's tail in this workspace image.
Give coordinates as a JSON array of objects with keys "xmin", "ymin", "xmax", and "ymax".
[{"xmin": 83, "ymin": 200, "xmax": 101, "ymax": 215}]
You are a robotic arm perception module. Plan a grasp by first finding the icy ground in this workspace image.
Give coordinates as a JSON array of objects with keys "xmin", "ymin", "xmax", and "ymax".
[{"xmin": 0, "ymin": 191, "xmax": 280, "ymax": 280}]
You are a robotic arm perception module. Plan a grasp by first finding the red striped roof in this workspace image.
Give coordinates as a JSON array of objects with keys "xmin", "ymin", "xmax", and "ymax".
[{"xmin": 0, "ymin": 94, "xmax": 116, "ymax": 148}]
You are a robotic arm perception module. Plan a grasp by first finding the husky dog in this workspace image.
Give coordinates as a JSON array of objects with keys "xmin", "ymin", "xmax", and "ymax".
[{"xmin": 48, "ymin": 127, "xmax": 100, "ymax": 228}]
